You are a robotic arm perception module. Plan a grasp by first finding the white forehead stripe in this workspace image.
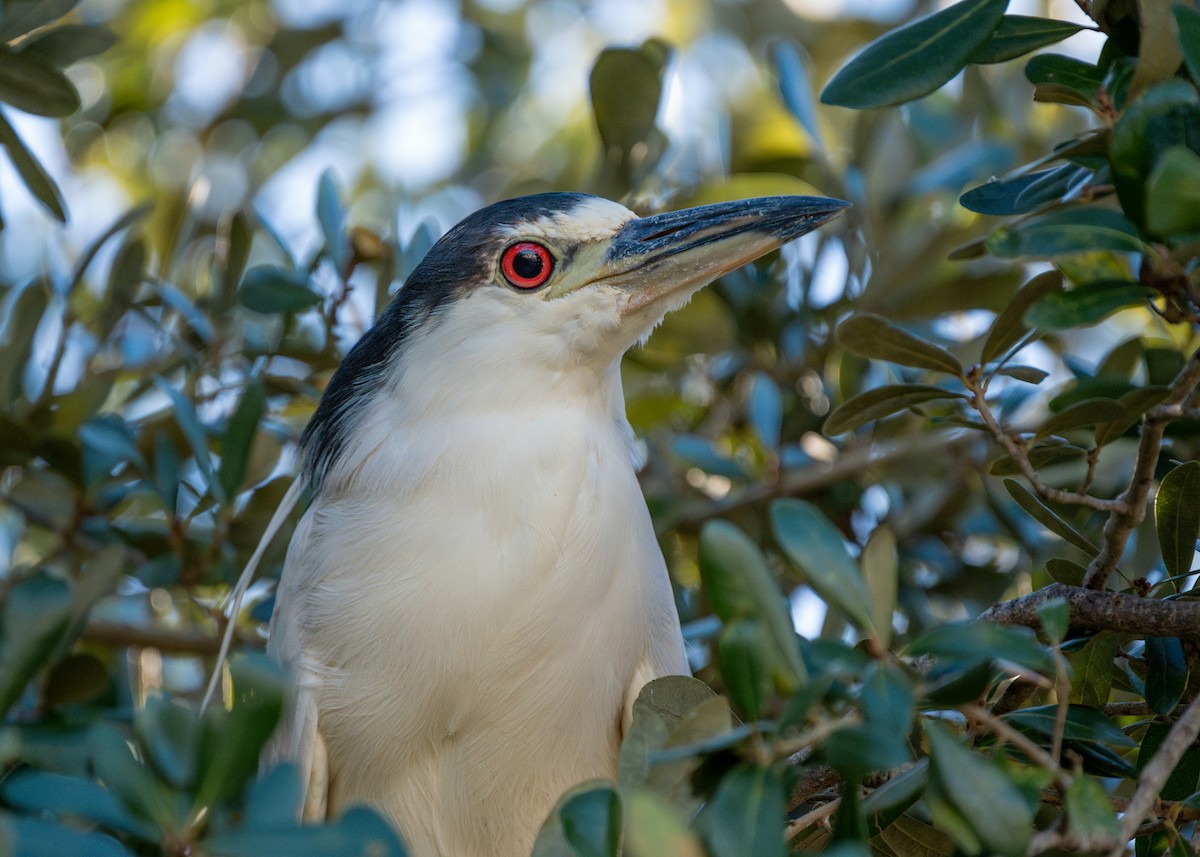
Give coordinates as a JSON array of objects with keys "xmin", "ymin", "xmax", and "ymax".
[{"xmin": 499, "ymin": 196, "xmax": 637, "ymax": 243}]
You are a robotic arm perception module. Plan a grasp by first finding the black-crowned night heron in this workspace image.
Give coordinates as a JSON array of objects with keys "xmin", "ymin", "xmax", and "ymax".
[{"xmin": 238, "ymin": 192, "xmax": 847, "ymax": 857}]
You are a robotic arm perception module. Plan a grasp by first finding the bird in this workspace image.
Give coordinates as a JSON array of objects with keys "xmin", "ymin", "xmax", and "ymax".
[{"xmin": 253, "ymin": 191, "xmax": 847, "ymax": 857}]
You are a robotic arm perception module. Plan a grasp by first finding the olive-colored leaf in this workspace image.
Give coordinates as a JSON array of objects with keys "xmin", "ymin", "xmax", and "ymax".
[
  {"xmin": 699, "ymin": 520, "xmax": 806, "ymax": 685},
  {"xmin": 1065, "ymin": 776, "xmax": 1121, "ymax": 838},
  {"xmin": 1156, "ymin": 461, "xmax": 1200, "ymax": 582},
  {"xmin": 698, "ymin": 765, "xmax": 786, "ymax": 857},
  {"xmin": 981, "ymin": 271, "xmax": 1063, "ymax": 363},
  {"xmin": 19, "ymin": 24, "xmax": 118, "ymax": 66},
  {"xmin": 1025, "ymin": 280, "xmax": 1154, "ymax": 330},
  {"xmin": 1146, "ymin": 145, "xmax": 1200, "ymax": 236},
  {"xmin": 836, "ymin": 314, "xmax": 963, "ymax": 376},
  {"xmin": 0, "ymin": 109, "xmax": 65, "ymax": 221},
  {"xmin": 0, "ymin": 46, "xmax": 79, "ymax": 116},
  {"xmin": 1130, "ymin": 0, "xmax": 1183, "ymax": 99},
  {"xmin": 770, "ymin": 498, "xmax": 876, "ymax": 635},
  {"xmin": 1005, "ymin": 704, "xmax": 1136, "ymax": 748},
  {"xmin": 0, "ymin": 573, "xmax": 72, "ymax": 715},
  {"xmin": 820, "ymin": 0, "xmax": 1008, "ymax": 109},
  {"xmin": 1145, "ymin": 637, "xmax": 1189, "ymax": 716},
  {"xmin": 1003, "ymin": 479, "xmax": 1099, "ymax": 557},
  {"xmin": 218, "ymin": 380, "xmax": 266, "ymax": 502},
  {"xmin": 90, "ymin": 723, "xmax": 179, "ymax": 829},
  {"xmin": 990, "ymin": 444, "xmax": 1085, "ymax": 476},
  {"xmin": 622, "ymin": 790, "xmax": 704, "ymax": 857},
  {"xmin": 1035, "ymin": 397, "xmax": 1129, "ymax": 440},
  {"xmin": 907, "ymin": 621, "xmax": 1056, "ymax": 677},
  {"xmin": 824, "ymin": 384, "xmax": 965, "ymax": 435},
  {"xmin": 239, "ymin": 265, "xmax": 322, "ymax": 314},
  {"xmin": 1047, "ymin": 558, "xmax": 1087, "ymax": 587},
  {"xmin": 716, "ymin": 619, "xmax": 775, "ymax": 722},
  {"xmin": 1178, "ymin": 3, "xmax": 1200, "ymax": 85},
  {"xmin": 967, "ymin": 15, "xmax": 1086, "ymax": 64},
  {"xmin": 0, "ymin": 280, "xmax": 49, "ymax": 404},
  {"xmin": 1138, "ymin": 722, "xmax": 1200, "ymax": 800},
  {"xmin": 1036, "ymin": 597, "xmax": 1070, "ymax": 645},
  {"xmin": 1068, "ymin": 631, "xmax": 1119, "ymax": 708},
  {"xmin": 988, "ymin": 207, "xmax": 1147, "ymax": 258},
  {"xmin": 925, "ymin": 721, "xmax": 1033, "ymax": 857},
  {"xmin": 1024, "ymin": 53, "xmax": 1104, "ymax": 103},
  {"xmin": 862, "ymin": 526, "xmax": 897, "ymax": 649}
]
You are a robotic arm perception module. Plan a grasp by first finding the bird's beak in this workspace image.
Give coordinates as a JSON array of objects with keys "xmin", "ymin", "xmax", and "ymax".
[{"xmin": 555, "ymin": 196, "xmax": 850, "ymax": 318}]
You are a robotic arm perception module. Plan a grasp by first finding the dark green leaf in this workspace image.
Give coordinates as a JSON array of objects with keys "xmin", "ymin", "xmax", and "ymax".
[
  {"xmin": 218, "ymin": 380, "xmax": 266, "ymax": 501},
  {"xmin": 989, "ymin": 444, "xmax": 1085, "ymax": 476},
  {"xmin": 0, "ymin": 0, "xmax": 80, "ymax": 41},
  {"xmin": 1065, "ymin": 776, "xmax": 1121, "ymax": 838},
  {"xmin": 1178, "ymin": 4, "xmax": 1200, "ymax": 85},
  {"xmin": 194, "ymin": 654, "xmax": 285, "ymax": 807},
  {"xmin": 97, "ymin": 238, "xmax": 146, "ymax": 337},
  {"xmin": 1003, "ymin": 479, "xmax": 1099, "ymax": 557},
  {"xmin": 239, "ymin": 266, "xmax": 322, "ymax": 314},
  {"xmin": 967, "ymin": 15, "xmax": 1086, "ymax": 64},
  {"xmin": 770, "ymin": 499, "xmax": 875, "ymax": 634},
  {"xmin": 997, "ymin": 365, "xmax": 1051, "ymax": 383},
  {"xmin": 921, "ymin": 660, "xmax": 998, "ymax": 707},
  {"xmin": 1156, "ymin": 461, "xmax": 1200, "ymax": 582},
  {"xmin": 907, "ymin": 621, "xmax": 1056, "ymax": 677},
  {"xmin": 824, "ymin": 384, "xmax": 966, "ymax": 435},
  {"xmin": 925, "ymin": 721, "xmax": 1033, "ymax": 857},
  {"xmin": 1024, "ymin": 53, "xmax": 1104, "ymax": 103},
  {"xmin": 699, "ymin": 520, "xmax": 806, "ymax": 685},
  {"xmin": 4, "ymin": 816, "xmax": 135, "ymax": 857},
  {"xmin": 826, "ymin": 722, "xmax": 911, "ymax": 781},
  {"xmin": 19, "ymin": 24, "xmax": 118, "ymax": 66},
  {"xmin": 203, "ymin": 805, "xmax": 407, "ymax": 857},
  {"xmin": 90, "ymin": 723, "xmax": 180, "ymax": 829},
  {"xmin": 43, "ymin": 653, "xmax": 108, "ymax": 708},
  {"xmin": 136, "ymin": 696, "xmax": 199, "ymax": 790},
  {"xmin": 1036, "ymin": 597, "xmax": 1070, "ymax": 645},
  {"xmin": 0, "ymin": 573, "xmax": 71, "ymax": 715},
  {"xmin": 836, "ymin": 314, "xmax": 963, "ymax": 375},
  {"xmin": 590, "ymin": 40, "xmax": 670, "ymax": 178},
  {"xmin": 982, "ymin": 271, "xmax": 1063, "ymax": 364},
  {"xmin": 0, "ymin": 280, "xmax": 49, "ymax": 404},
  {"xmin": 1005, "ymin": 704, "xmax": 1136, "ymax": 747},
  {"xmin": 0, "ymin": 770, "xmax": 156, "ymax": 839},
  {"xmin": 154, "ymin": 378, "xmax": 226, "ymax": 506},
  {"xmin": 561, "ymin": 786, "xmax": 621, "ymax": 857},
  {"xmin": 699, "ymin": 765, "xmax": 785, "ymax": 857},
  {"xmin": 80, "ymin": 414, "xmax": 145, "ymax": 485},
  {"xmin": 1068, "ymin": 631, "xmax": 1119, "ymax": 708},
  {"xmin": 0, "ymin": 47, "xmax": 79, "ymax": 116},
  {"xmin": 1048, "ymin": 558, "xmax": 1088, "ymax": 587},
  {"xmin": 0, "ymin": 109, "xmax": 65, "ymax": 221},
  {"xmin": 1139, "ymin": 722, "xmax": 1200, "ymax": 800},
  {"xmin": 1035, "ymin": 398, "xmax": 1129, "ymax": 440},
  {"xmin": 244, "ymin": 763, "xmax": 305, "ymax": 830},
  {"xmin": 218, "ymin": 212, "xmax": 253, "ymax": 313},
  {"xmin": 716, "ymin": 619, "xmax": 775, "ymax": 721},
  {"xmin": 1146, "ymin": 146, "xmax": 1200, "ymax": 236},
  {"xmin": 820, "ymin": 0, "xmax": 1008, "ymax": 109},
  {"xmin": 987, "ymin": 207, "xmax": 1147, "ymax": 258},
  {"xmin": 863, "ymin": 761, "xmax": 929, "ymax": 834},
  {"xmin": 1025, "ymin": 281, "xmax": 1155, "ymax": 329},
  {"xmin": 1145, "ymin": 637, "xmax": 1189, "ymax": 716}
]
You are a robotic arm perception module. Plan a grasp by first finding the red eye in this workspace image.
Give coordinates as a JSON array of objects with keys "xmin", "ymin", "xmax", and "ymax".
[{"xmin": 500, "ymin": 242, "xmax": 554, "ymax": 290}]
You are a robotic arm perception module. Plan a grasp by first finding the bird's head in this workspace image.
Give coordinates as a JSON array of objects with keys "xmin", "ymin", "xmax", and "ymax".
[{"xmin": 301, "ymin": 192, "xmax": 848, "ymax": 485}]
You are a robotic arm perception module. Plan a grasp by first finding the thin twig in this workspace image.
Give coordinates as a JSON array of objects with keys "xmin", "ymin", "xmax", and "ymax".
[
  {"xmin": 1109, "ymin": 695, "xmax": 1200, "ymax": 856},
  {"xmin": 785, "ymin": 797, "xmax": 841, "ymax": 840},
  {"xmin": 963, "ymin": 703, "xmax": 1062, "ymax": 774},
  {"xmin": 979, "ymin": 583, "xmax": 1200, "ymax": 639}
]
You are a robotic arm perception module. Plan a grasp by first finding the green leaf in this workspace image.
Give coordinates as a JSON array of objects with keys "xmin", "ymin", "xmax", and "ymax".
[
  {"xmin": 89, "ymin": 723, "xmax": 179, "ymax": 830},
  {"xmin": 218, "ymin": 211, "xmax": 253, "ymax": 313},
  {"xmin": 820, "ymin": 0, "xmax": 1008, "ymax": 109},
  {"xmin": 1025, "ymin": 280, "xmax": 1155, "ymax": 330},
  {"xmin": 243, "ymin": 763, "xmax": 305, "ymax": 830},
  {"xmin": 773, "ymin": 40, "xmax": 824, "ymax": 149},
  {"xmin": 862, "ymin": 526, "xmax": 897, "ymax": 649},
  {"xmin": 1178, "ymin": 3, "xmax": 1200, "ymax": 86},
  {"xmin": 1047, "ymin": 558, "xmax": 1087, "ymax": 587},
  {"xmin": 317, "ymin": 169, "xmax": 350, "ymax": 275},
  {"xmin": 1005, "ymin": 704, "xmax": 1136, "ymax": 748},
  {"xmin": 218, "ymin": 380, "xmax": 266, "ymax": 501},
  {"xmin": 961, "ymin": 163, "xmax": 1093, "ymax": 217},
  {"xmin": 590, "ymin": 40, "xmax": 670, "ymax": 181},
  {"xmin": 824, "ymin": 384, "xmax": 966, "ymax": 435},
  {"xmin": 982, "ymin": 271, "xmax": 1063, "ymax": 364},
  {"xmin": 203, "ymin": 805, "xmax": 407, "ymax": 857},
  {"xmin": 622, "ymin": 790, "xmax": 704, "ymax": 857},
  {"xmin": 0, "ymin": 770, "xmax": 157, "ymax": 840},
  {"xmin": 194, "ymin": 654, "xmax": 285, "ymax": 808},
  {"xmin": 967, "ymin": 15, "xmax": 1086, "ymax": 64},
  {"xmin": 44, "ymin": 653, "xmax": 108, "ymax": 708},
  {"xmin": 1156, "ymin": 461, "xmax": 1200, "ymax": 582},
  {"xmin": 1130, "ymin": 0, "xmax": 1184, "ymax": 98},
  {"xmin": 699, "ymin": 520, "xmax": 806, "ymax": 685},
  {"xmin": 154, "ymin": 378, "xmax": 226, "ymax": 507},
  {"xmin": 0, "ymin": 109, "xmax": 65, "ymax": 221},
  {"xmin": 19, "ymin": 24, "xmax": 118, "ymax": 66},
  {"xmin": 987, "ymin": 207, "xmax": 1147, "ymax": 258},
  {"xmin": 97, "ymin": 237, "xmax": 146, "ymax": 338},
  {"xmin": 989, "ymin": 444, "xmax": 1085, "ymax": 476},
  {"xmin": 863, "ymin": 761, "xmax": 929, "ymax": 833},
  {"xmin": 0, "ymin": 280, "xmax": 49, "ymax": 405},
  {"xmin": 907, "ymin": 621, "xmax": 1056, "ymax": 677},
  {"xmin": 836, "ymin": 314, "xmax": 963, "ymax": 375},
  {"xmin": 770, "ymin": 499, "xmax": 876, "ymax": 635},
  {"xmin": 920, "ymin": 660, "xmax": 999, "ymax": 707},
  {"xmin": 136, "ymin": 696, "xmax": 199, "ymax": 790},
  {"xmin": 0, "ymin": 0, "xmax": 80, "ymax": 41},
  {"xmin": 1035, "ymin": 398, "xmax": 1129, "ymax": 440},
  {"xmin": 0, "ymin": 573, "xmax": 71, "ymax": 715},
  {"xmin": 1068, "ymin": 631, "xmax": 1119, "ymax": 708},
  {"xmin": 747, "ymin": 373, "xmax": 782, "ymax": 451},
  {"xmin": 4, "ymin": 816, "xmax": 135, "ymax": 857},
  {"xmin": 698, "ymin": 765, "xmax": 786, "ymax": 857},
  {"xmin": 0, "ymin": 46, "xmax": 79, "ymax": 116},
  {"xmin": 925, "ymin": 721, "xmax": 1033, "ymax": 857},
  {"xmin": 1024, "ymin": 53, "xmax": 1104, "ymax": 104},
  {"xmin": 1146, "ymin": 145, "xmax": 1200, "ymax": 236},
  {"xmin": 1036, "ymin": 597, "xmax": 1070, "ymax": 645},
  {"xmin": 1138, "ymin": 722, "xmax": 1200, "ymax": 800},
  {"xmin": 1003, "ymin": 479, "xmax": 1099, "ymax": 557},
  {"xmin": 561, "ymin": 786, "xmax": 621, "ymax": 857},
  {"xmin": 239, "ymin": 266, "xmax": 322, "ymax": 314},
  {"xmin": 716, "ymin": 619, "xmax": 776, "ymax": 721},
  {"xmin": 1145, "ymin": 637, "xmax": 1189, "ymax": 716},
  {"xmin": 1065, "ymin": 776, "xmax": 1121, "ymax": 838}
]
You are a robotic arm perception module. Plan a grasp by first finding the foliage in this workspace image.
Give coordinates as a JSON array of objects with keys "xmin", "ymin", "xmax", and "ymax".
[{"xmin": 0, "ymin": 0, "xmax": 1198, "ymax": 856}]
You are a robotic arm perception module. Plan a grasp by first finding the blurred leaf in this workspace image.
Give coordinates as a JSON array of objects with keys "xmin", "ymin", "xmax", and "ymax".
[
  {"xmin": 863, "ymin": 761, "xmax": 929, "ymax": 833},
  {"xmin": 1156, "ymin": 461, "xmax": 1200, "ymax": 583},
  {"xmin": 699, "ymin": 520, "xmax": 806, "ymax": 685},
  {"xmin": 0, "ymin": 770, "xmax": 156, "ymax": 840},
  {"xmin": 907, "ymin": 621, "xmax": 1055, "ymax": 677},
  {"xmin": 89, "ymin": 723, "xmax": 179, "ymax": 830},
  {"xmin": 1138, "ymin": 722, "xmax": 1200, "ymax": 800},
  {"xmin": 925, "ymin": 721, "xmax": 1032, "ymax": 857},
  {"xmin": 244, "ymin": 763, "xmax": 306, "ymax": 830},
  {"xmin": 136, "ymin": 696, "xmax": 199, "ymax": 791},
  {"xmin": 1069, "ymin": 631, "xmax": 1119, "ymax": 708},
  {"xmin": 1178, "ymin": 3, "xmax": 1200, "ymax": 85},
  {"xmin": 218, "ymin": 380, "xmax": 267, "ymax": 501},
  {"xmin": 154, "ymin": 378, "xmax": 226, "ymax": 506},
  {"xmin": 698, "ymin": 765, "xmax": 786, "ymax": 857},
  {"xmin": 770, "ymin": 499, "xmax": 876, "ymax": 635},
  {"xmin": 1036, "ymin": 597, "xmax": 1070, "ymax": 645},
  {"xmin": 2, "ymin": 816, "xmax": 134, "ymax": 857},
  {"xmin": 0, "ymin": 0, "xmax": 79, "ymax": 40},
  {"xmin": 239, "ymin": 266, "xmax": 322, "ymax": 315},
  {"xmin": 1003, "ymin": 479, "xmax": 1099, "ymax": 556},
  {"xmin": 967, "ymin": 16, "xmax": 1086, "ymax": 64},
  {"xmin": 218, "ymin": 212, "xmax": 253, "ymax": 313},
  {"xmin": 1145, "ymin": 637, "xmax": 1189, "ymax": 716},
  {"xmin": 820, "ymin": 0, "xmax": 1008, "ymax": 109},
  {"xmin": 987, "ymin": 207, "xmax": 1147, "ymax": 258},
  {"xmin": 773, "ymin": 41, "xmax": 823, "ymax": 149},
  {"xmin": 920, "ymin": 660, "xmax": 998, "ymax": 707},
  {"xmin": 1064, "ymin": 776, "xmax": 1121, "ymax": 838},
  {"xmin": 0, "ymin": 109, "xmax": 65, "ymax": 221},
  {"xmin": 553, "ymin": 786, "xmax": 621, "ymax": 857},
  {"xmin": 989, "ymin": 444, "xmax": 1085, "ymax": 476},
  {"xmin": 716, "ymin": 619, "xmax": 775, "ymax": 721},
  {"xmin": 836, "ymin": 314, "xmax": 963, "ymax": 375},
  {"xmin": 0, "ymin": 46, "xmax": 79, "ymax": 116},
  {"xmin": 1024, "ymin": 281, "xmax": 1154, "ymax": 329},
  {"xmin": 862, "ymin": 526, "xmax": 897, "ymax": 649},
  {"xmin": 317, "ymin": 170, "xmax": 351, "ymax": 275},
  {"xmin": 1129, "ymin": 0, "xmax": 1183, "ymax": 98},
  {"xmin": 1005, "ymin": 704, "xmax": 1136, "ymax": 748},
  {"xmin": 676, "ymin": 173, "xmax": 824, "ymax": 207},
  {"xmin": 19, "ymin": 24, "xmax": 118, "ymax": 66},
  {"xmin": 80, "ymin": 414, "xmax": 145, "ymax": 486},
  {"xmin": 43, "ymin": 654, "xmax": 107, "ymax": 708},
  {"xmin": 194, "ymin": 654, "xmax": 285, "ymax": 808},
  {"xmin": 97, "ymin": 238, "xmax": 145, "ymax": 338},
  {"xmin": 0, "ymin": 280, "xmax": 49, "ymax": 404},
  {"xmin": 1146, "ymin": 145, "xmax": 1200, "ymax": 236},
  {"xmin": 0, "ymin": 573, "xmax": 71, "ymax": 715},
  {"xmin": 747, "ymin": 373, "xmax": 782, "ymax": 451},
  {"xmin": 622, "ymin": 790, "xmax": 704, "ymax": 857},
  {"xmin": 590, "ymin": 40, "xmax": 670, "ymax": 182},
  {"xmin": 824, "ymin": 384, "xmax": 966, "ymax": 435},
  {"xmin": 1035, "ymin": 398, "xmax": 1129, "ymax": 440},
  {"xmin": 960, "ymin": 164, "xmax": 1092, "ymax": 216},
  {"xmin": 203, "ymin": 805, "xmax": 408, "ymax": 857}
]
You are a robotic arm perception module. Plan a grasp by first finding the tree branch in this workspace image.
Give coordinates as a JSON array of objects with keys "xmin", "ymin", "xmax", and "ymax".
[
  {"xmin": 81, "ymin": 619, "xmax": 262, "ymax": 655},
  {"xmin": 978, "ymin": 583, "xmax": 1200, "ymax": 640}
]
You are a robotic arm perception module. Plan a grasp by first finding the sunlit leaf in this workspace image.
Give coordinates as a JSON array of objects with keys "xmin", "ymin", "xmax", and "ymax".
[
  {"xmin": 622, "ymin": 790, "xmax": 704, "ymax": 857},
  {"xmin": 862, "ymin": 526, "xmax": 897, "ymax": 649},
  {"xmin": 821, "ymin": 0, "xmax": 1008, "ymax": 109}
]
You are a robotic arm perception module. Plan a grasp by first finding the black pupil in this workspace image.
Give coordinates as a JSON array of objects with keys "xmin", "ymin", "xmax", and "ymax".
[{"xmin": 512, "ymin": 248, "xmax": 544, "ymax": 280}]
